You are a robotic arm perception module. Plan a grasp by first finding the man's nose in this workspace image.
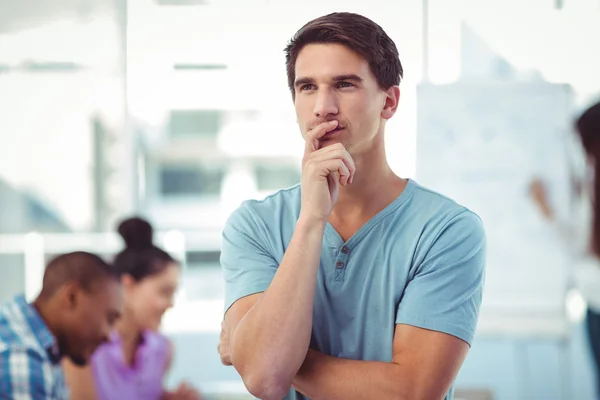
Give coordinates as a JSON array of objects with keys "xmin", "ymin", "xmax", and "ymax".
[{"xmin": 313, "ymin": 88, "xmax": 339, "ymax": 118}]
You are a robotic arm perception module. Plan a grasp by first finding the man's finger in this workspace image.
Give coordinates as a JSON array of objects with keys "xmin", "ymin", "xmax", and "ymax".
[
  {"xmin": 310, "ymin": 147, "xmax": 355, "ymax": 184},
  {"xmin": 304, "ymin": 120, "xmax": 338, "ymax": 153},
  {"xmin": 316, "ymin": 159, "xmax": 351, "ymax": 185}
]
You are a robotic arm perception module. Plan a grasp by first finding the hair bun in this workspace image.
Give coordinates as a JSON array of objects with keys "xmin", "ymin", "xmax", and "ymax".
[{"xmin": 117, "ymin": 217, "xmax": 154, "ymax": 249}]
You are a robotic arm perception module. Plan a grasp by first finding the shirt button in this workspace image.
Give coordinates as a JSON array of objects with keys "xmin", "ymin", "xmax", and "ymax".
[
  {"xmin": 341, "ymin": 246, "xmax": 349, "ymax": 254},
  {"xmin": 336, "ymin": 261, "xmax": 344, "ymax": 268}
]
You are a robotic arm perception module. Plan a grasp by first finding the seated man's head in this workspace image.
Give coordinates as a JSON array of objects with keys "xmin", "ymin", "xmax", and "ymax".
[
  {"xmin": 285, "ymin": 12, "xmax": 403, "ymax": 155},
  {"xmin": 36, "ymin": 252, "xmax": 123, "ymax": 366}
]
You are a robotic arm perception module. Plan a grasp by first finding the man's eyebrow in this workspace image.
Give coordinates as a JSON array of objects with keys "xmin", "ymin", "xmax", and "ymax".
[
  {"xmin": 294, "ymin": 77, "xmax": 315, "ymax": 87},
  {"xmin": 332, "ymin": 74, "xmax": 363, "ymax": 83}
]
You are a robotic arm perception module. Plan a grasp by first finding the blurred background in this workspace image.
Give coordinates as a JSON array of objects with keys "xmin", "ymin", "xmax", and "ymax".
[{"xmin": 1, "ymin": 0, "xmax": 599, "ymax": 399}]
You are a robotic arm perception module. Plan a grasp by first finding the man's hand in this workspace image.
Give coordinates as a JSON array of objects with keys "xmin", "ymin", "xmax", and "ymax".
[
  {"xmin": 218, "ymin": 320, "xmax": 232, "ymax": 366},
  {"xmin": 300, "ymin": 120, "xmax": 356, "ymax": 223},
  {"xmin": 219, "ymin": 123, "xmax": 345, "ymax": 398}
]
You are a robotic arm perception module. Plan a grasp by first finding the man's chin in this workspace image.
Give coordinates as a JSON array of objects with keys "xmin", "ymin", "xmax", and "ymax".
[
  {"xmin": 318, "ymin": 137, "xmax": 344, "ymax": 149},
  {"xmin": 68, "ymin": 354, "xmax": 89, "ymax": 367}
]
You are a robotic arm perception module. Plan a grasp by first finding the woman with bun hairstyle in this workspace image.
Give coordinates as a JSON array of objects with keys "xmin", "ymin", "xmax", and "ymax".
[{"xmin": 63, "ymin": 217, "xmax": 202, "ymax": 400}]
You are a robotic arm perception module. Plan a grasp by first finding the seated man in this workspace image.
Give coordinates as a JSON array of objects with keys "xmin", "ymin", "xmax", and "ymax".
[
  {"xmin": 0, "ymin": 251, "xmax": 123, "ymax": 399},
  {"xmin": 218, "ymin": 12, "xmax": 486, "ymax": 400}
]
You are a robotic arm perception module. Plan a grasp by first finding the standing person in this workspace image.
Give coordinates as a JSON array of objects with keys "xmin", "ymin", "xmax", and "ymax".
[
  {"xmin": 531, "ymin": 101, "xmax": 600, "ymax": 399},
  {"xmin": 63, "ymin": 217, "xmax": 201, "ymax": 400},
  {"xmin": 0, "ymin": 252, "xmax": 123, "ymax": 399},
  {"xmin": 218, "ymin": 12, "xmax": 486, "ymax": 400}
]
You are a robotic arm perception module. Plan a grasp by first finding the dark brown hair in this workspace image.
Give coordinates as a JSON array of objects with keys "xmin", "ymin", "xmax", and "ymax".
[
  {"xmin": 284, "ymin": 12, "xmax": 403, "ymax": 99},
  {"xmin": 577, "ymin": 101, "xmax": 600, "ymax": 256},
  {"xmin": 112, "ymin": 217, "xmax": 177, "ymax": 281}
]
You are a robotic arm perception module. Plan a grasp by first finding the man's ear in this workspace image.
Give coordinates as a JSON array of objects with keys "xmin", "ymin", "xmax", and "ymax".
[
  {"xmin": 58, "ymin": 281, "xmax": 81, "ymax": 311},
  {"xmin": 381, "ymin": 86, "xmax": 400, "ymax": 120}
]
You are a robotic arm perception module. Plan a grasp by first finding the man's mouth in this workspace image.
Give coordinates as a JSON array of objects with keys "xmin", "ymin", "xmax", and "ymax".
[{"xmin": 325, "ymin": 126, "xmax": 344, "ymax": 135}]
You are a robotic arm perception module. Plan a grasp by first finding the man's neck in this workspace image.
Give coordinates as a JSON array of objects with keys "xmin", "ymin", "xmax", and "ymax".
[
  {"xmin": 328, "ymin": 146, "xmax": 407, "ymax": 241},
  {"xmin": 332, "ymin": 148, "xmax": 404, "ymax": 218},
  {"xmin": 32, "ymin": 296, "xmax": 60, "ymax": 339},
  {"xmin": 32, "ymin": 296, "xmax": 65, "ymax": 359}
]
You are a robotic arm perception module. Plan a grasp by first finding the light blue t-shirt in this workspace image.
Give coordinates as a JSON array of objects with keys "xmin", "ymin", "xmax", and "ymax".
[{"xmin": 221, "ymin": 179, "xmax": 486, "ymax": 400}]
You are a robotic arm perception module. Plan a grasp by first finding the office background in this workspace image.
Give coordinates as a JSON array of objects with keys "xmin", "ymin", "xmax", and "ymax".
[{"xmin": 1, "ymin": 1, "xmax": 599, "ymax": 398}]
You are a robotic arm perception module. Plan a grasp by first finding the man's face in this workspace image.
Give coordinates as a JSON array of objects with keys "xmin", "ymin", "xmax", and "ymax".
[
  {"xmin": 293, "ymin": 43, "xmax": 398, "ymax": 154},
  {"xmin": 59, "ymin": 279, "xmax": 123, "ymax": 366}
]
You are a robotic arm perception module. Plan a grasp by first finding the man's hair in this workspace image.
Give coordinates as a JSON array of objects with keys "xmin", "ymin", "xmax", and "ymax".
[
  {"xmin": 39, "ymin": 251, "xmax": 119, "ymax": 298},
  {"xmin": 284, "ymin": 12, "xmax": 403, "ymax": 98}
]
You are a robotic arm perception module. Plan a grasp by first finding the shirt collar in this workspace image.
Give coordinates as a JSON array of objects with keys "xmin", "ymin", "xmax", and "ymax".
[{"xmin": 14, "ymin": 295, "xmax": 61, "ymax": 363}]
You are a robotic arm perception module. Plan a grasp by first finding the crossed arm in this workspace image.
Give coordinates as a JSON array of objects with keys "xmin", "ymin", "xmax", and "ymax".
[{"xmin": 224, "ymin": 295, "xmax": 469, "ymax": 400}]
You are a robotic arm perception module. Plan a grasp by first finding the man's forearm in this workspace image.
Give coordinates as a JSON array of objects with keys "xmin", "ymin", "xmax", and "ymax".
[
  {"xmin": 292, "ymin": 350, "xmax": 412, "ymax": 400},
  {"xmin": 231, "ymin": 217, "xmax": 325, "ymax": 398}
]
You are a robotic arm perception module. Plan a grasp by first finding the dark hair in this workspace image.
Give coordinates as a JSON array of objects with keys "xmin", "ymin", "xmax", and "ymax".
[
  {"xmin": 577, "ymin": 102, "xmax": 600, "ymax": 256},
  {"xmin": 112, "ymin": 217, "xmax": 177, "ymax": 281},
  {"xmin": 40, "ymin": 252, "xmax": 119, "ymax": 297},
  {"xmin": 284, "ymin": 12, "xmax": 403, "ymax": 99},
  {"xmin": 577, "ymin": 102, "xmax": 600, "ymax": 152}
]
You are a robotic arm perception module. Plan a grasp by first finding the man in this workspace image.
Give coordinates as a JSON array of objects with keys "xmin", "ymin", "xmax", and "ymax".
[
  {"xmin": 219, "ymin": 12, "xmax": 486, "ymax": 400},
  {"xmin": 0, "ymin": 251, "xmax": 123, "ymax": 399}
]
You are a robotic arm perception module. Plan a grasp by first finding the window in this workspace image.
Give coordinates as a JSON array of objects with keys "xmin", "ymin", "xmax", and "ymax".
[
  {"xmin": 26, "ymin": 198, "xmax": 69, "ymax": 232},
  {"xmin": 168, "ymin": 110, "xmax": 222, "ymax": 138},
  {"xmin": 255, "ymin": 164, "xmax": 301, "ymax": 191},
  {"xmin": 159, "ymin": 164, "xmax": 225, "ymax": 196},
  {"xmin": 0, "ymin": 255, "xmax": 25, "ymax": 303},
  {"xmin": 186, "ymin": 250, "xmax": 220, "ymax": 266}
]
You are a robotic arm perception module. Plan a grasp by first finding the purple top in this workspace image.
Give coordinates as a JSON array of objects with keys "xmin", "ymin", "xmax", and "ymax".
[{"xmin": 91, "ymin": 330, "xmax": 170, "ymax": 400}]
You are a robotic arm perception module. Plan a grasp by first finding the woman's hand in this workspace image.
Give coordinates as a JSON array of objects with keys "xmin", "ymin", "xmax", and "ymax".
[{"xmin": 529, "ymin": 178, "xmax": 554, "ymax": 220}]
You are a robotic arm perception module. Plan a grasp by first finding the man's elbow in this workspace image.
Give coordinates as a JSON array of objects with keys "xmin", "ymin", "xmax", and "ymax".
[
  {"xmin": 241, "ymin": 372, "xmax": 291, "ymax": 400},
  {"xmin": 401, "ymin": 385, "xmax": 448, "ymax": 400},
  {"xmin": 231, "ymin": 353, "xmax": 291, "ymax": 399}
]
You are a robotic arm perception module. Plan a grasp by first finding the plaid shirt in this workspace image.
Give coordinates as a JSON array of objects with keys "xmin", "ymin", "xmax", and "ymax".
[{"xmin": 0, "ymin": 295, "xmax": 69, "ymax": 399}]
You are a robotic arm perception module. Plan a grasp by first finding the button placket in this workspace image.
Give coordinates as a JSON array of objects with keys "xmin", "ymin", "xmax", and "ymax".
[{"xmin": 334, "ymin": 245, "xmax": 350, "ymax": 282}]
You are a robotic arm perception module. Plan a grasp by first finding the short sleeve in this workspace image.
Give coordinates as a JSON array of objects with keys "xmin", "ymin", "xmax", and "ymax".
[
  {"xmin": 0, "ymin": 348, "xmax": 53, "ymax": 399},
  {"xmin": 221, "ymin": 203, "xmax": 279, "ymax": 313},
  {"xmin": 396, "ymin": 210, "xmax": 486, "ymax": 346}
]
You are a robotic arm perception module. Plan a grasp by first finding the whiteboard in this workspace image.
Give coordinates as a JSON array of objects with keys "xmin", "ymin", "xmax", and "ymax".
[{"xmin": 416, "ymin": 81, "xmax": 576, "ymax": 337}]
